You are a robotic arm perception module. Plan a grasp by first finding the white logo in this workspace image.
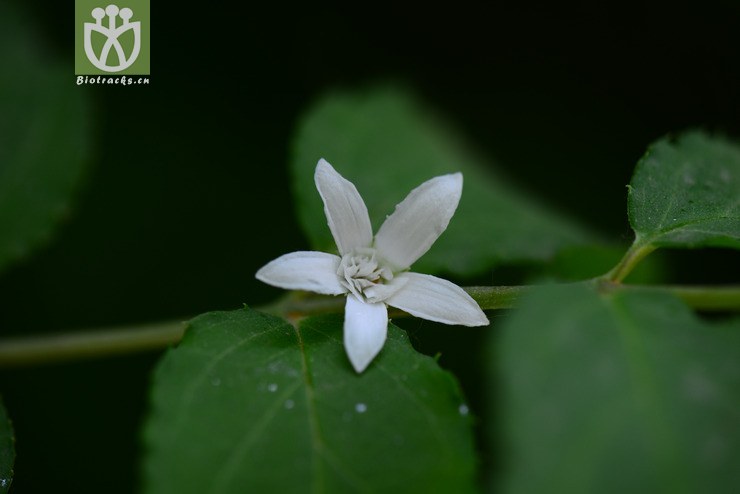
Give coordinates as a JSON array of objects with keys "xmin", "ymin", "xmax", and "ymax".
[{"xmin": 84, "ymin": 4, "xmax": 141, "ymax": 72}]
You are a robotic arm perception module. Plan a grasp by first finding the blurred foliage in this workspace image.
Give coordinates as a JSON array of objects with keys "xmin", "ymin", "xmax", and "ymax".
[
  {"xmin": 540, "ymin": 244, "xmax": 666, "ymax": 283},
  {"xmin": 0, "ymin": 2, "xmax": 90, "ymax": 275},
  {"xmin": 292, "ymin": 87, "xmax": 598, "ymax": 277},
  {"xmin": 0, "ymin": 0, "xmax": 738, "ymax": 493},
  {"xmin": 494, "ymin": 284, "xmax": 740, "ymax": 494}
]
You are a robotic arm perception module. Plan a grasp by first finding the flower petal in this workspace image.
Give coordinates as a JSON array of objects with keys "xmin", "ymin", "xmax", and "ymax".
[
  {"xmin": 255, "ymin": 251, "xmax": 345, "ymax": 295},
  {"xmin": 344, "ymin": 295, "xmax": 388, "ymax": 372},
  {"xmin": 374, "ymin": 173, "xmax": 463, "ymax": 270},
  {"xmin": 386, "ymin": 272, "xmax": 489, "ymax": 326},
  {"xmin": 315, "ymin": 159, "xmax": 373, "ymax": 255},
  {"xmin": 362, "ymin": 274, "xmax": 409, "ymax": 304}
]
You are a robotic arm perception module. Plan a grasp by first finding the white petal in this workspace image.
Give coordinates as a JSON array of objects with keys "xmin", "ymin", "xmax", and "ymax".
[
  {"xmin": 362, "ymin": 274, "xmax": 409, "ymax": 304},
  {"xmin": 315, "ymin": 159, "xmax": 373, "ymax": 255},
  {"xmin": 375, "ymin": 173, "xmax": 463, "ymax": 270},
  {"xmin": 344, "ymin": 295, "xmax": 388, "ymax": 372},
  {"xmin": 386, "ymin": 272, "xmax": 489, "ymax": 326},
  {"xmin": 256, "ymin": 251, "xmax": 346, "ymax": 295}
]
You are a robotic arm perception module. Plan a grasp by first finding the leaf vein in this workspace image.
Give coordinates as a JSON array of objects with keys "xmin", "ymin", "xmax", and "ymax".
[
  {"xmin": 295, "ymin": 325, "xmax": 326, "ymax": 494},
  {"xmin": 171, "ymin": 326, "xmax": 277, "ymax": 432},
  {"xmin": 207, "ymin": 380, "xmax": 303, "ymax": 494}
]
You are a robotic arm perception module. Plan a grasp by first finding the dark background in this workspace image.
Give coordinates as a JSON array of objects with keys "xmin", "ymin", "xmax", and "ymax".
[{"xmin": 1, "ymin": 2, "xmax": 738, "ymax": 492}]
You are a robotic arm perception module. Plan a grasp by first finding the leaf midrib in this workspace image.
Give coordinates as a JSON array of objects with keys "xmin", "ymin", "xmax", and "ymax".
[
  {"xmin": 295, "ymin": 324, "xmax": 375, "ymax": 494},
  {"xmin": 294, "ymin": 325, "xmax": 326, "ymax": 494}
]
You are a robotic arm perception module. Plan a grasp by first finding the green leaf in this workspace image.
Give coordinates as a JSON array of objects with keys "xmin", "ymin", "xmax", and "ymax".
[
  {"xmin": 0, "ymin": 398, "xmax": 14, "ymax": 492},
  {"xmin": 628, "ymin": 131, "xmax": 740, "ymax": 249},
  {"xmin": 0, "ymin": 3, "xmax": 91, "ymax": 273},
  {"xmin": 143, "ymin": 308, "xmax": 477, "ymax": 494},
  {"xmin": 291, "ymin": 86, "xmax": 596, "ymax": 276},
  {"xmin": 493, "ymin": 284, "xmax": 740, "ymax": 494}
]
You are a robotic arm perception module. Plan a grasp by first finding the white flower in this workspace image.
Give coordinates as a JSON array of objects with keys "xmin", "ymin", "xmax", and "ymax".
[{"xmin": 256, "ymin": 159, "xmax": 489, "ymax": 372}]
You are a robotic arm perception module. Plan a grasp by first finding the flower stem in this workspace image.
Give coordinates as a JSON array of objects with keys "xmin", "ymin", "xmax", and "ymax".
[{"xmin": 0, "ymin": 284, "xmax": 738, "ymax": 367}]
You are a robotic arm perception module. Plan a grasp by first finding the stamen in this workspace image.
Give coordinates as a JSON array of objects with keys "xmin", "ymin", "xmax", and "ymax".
[{"xmin": 337, "ymin": 248, "xmax": 395, "ymax": 302}]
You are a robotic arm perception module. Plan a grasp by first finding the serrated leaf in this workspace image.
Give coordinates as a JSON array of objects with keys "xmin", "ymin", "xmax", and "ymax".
[
  {"xmin": 291, "ymin": 87, "xmax": 596, "ymax": 277},
  {"xmin": 0, "ymin": 398, "xmax": 14, "ymax": 492},
  {"xmin": 628, "ymin": 131, "xmax": 740, "ymax": 249},
  {"xmin": 493, "ymin": 284, "xmax": 740, "ymax": 494},
  {"xmin": 143, "ymin": 308, "xmax": 477, "ymax": 494},
  {"xmin": 0, "ymin": 3, "xmax": 91, "ymax": 273}
]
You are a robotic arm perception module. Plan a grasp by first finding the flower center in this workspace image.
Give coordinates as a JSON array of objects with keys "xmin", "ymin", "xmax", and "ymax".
[{"xmin": 337, "ymin": 248, "xmax": 394, "ymax": 303}]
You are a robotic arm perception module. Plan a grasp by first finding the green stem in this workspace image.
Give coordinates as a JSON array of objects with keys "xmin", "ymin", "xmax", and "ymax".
[
  {"xmin": 0, "ymin": 286, "xmax": 526, "ymax": 368},
  {"xmin": 464, "ymin": 285, "xmax": 528, "ymax": 310},
  {"xmin": 605, "ymin": 239, "xmax": 657, "ymax": 283},
  {"xmin": 1, "ymin": 283, "xmax": 738, "ymax": 367},
  {"xmin": 258, "ymin": 292, "xmax": 345, "ymax": 318},
  {"xmin": 0, "ymin": 320, "xmax": 186, "ymax": 368},
  {"xmin": 599, "ymin": 282, "xmax": 740, "ymax": 311},
  {"xmin": 259, "ymin": 286, "xmax": 529, "ymax": 317}
]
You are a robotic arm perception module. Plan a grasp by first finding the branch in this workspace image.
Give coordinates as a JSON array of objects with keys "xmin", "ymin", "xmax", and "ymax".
[
  {"xmin": 600, "ymin": 282, "xmax": 740, "ymax": 311},
  {"xmin": 0, "ymin": 283, "xmax": 738, "ymax": 367},
  {"xmin": 0, "ymin": 320, "xmax": 186, "ymax": 368}
]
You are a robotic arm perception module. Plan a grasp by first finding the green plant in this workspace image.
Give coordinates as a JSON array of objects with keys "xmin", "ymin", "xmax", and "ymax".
[{"xmin": 2, "ymin": 85, "xmax": 738, "ymax": 493}]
